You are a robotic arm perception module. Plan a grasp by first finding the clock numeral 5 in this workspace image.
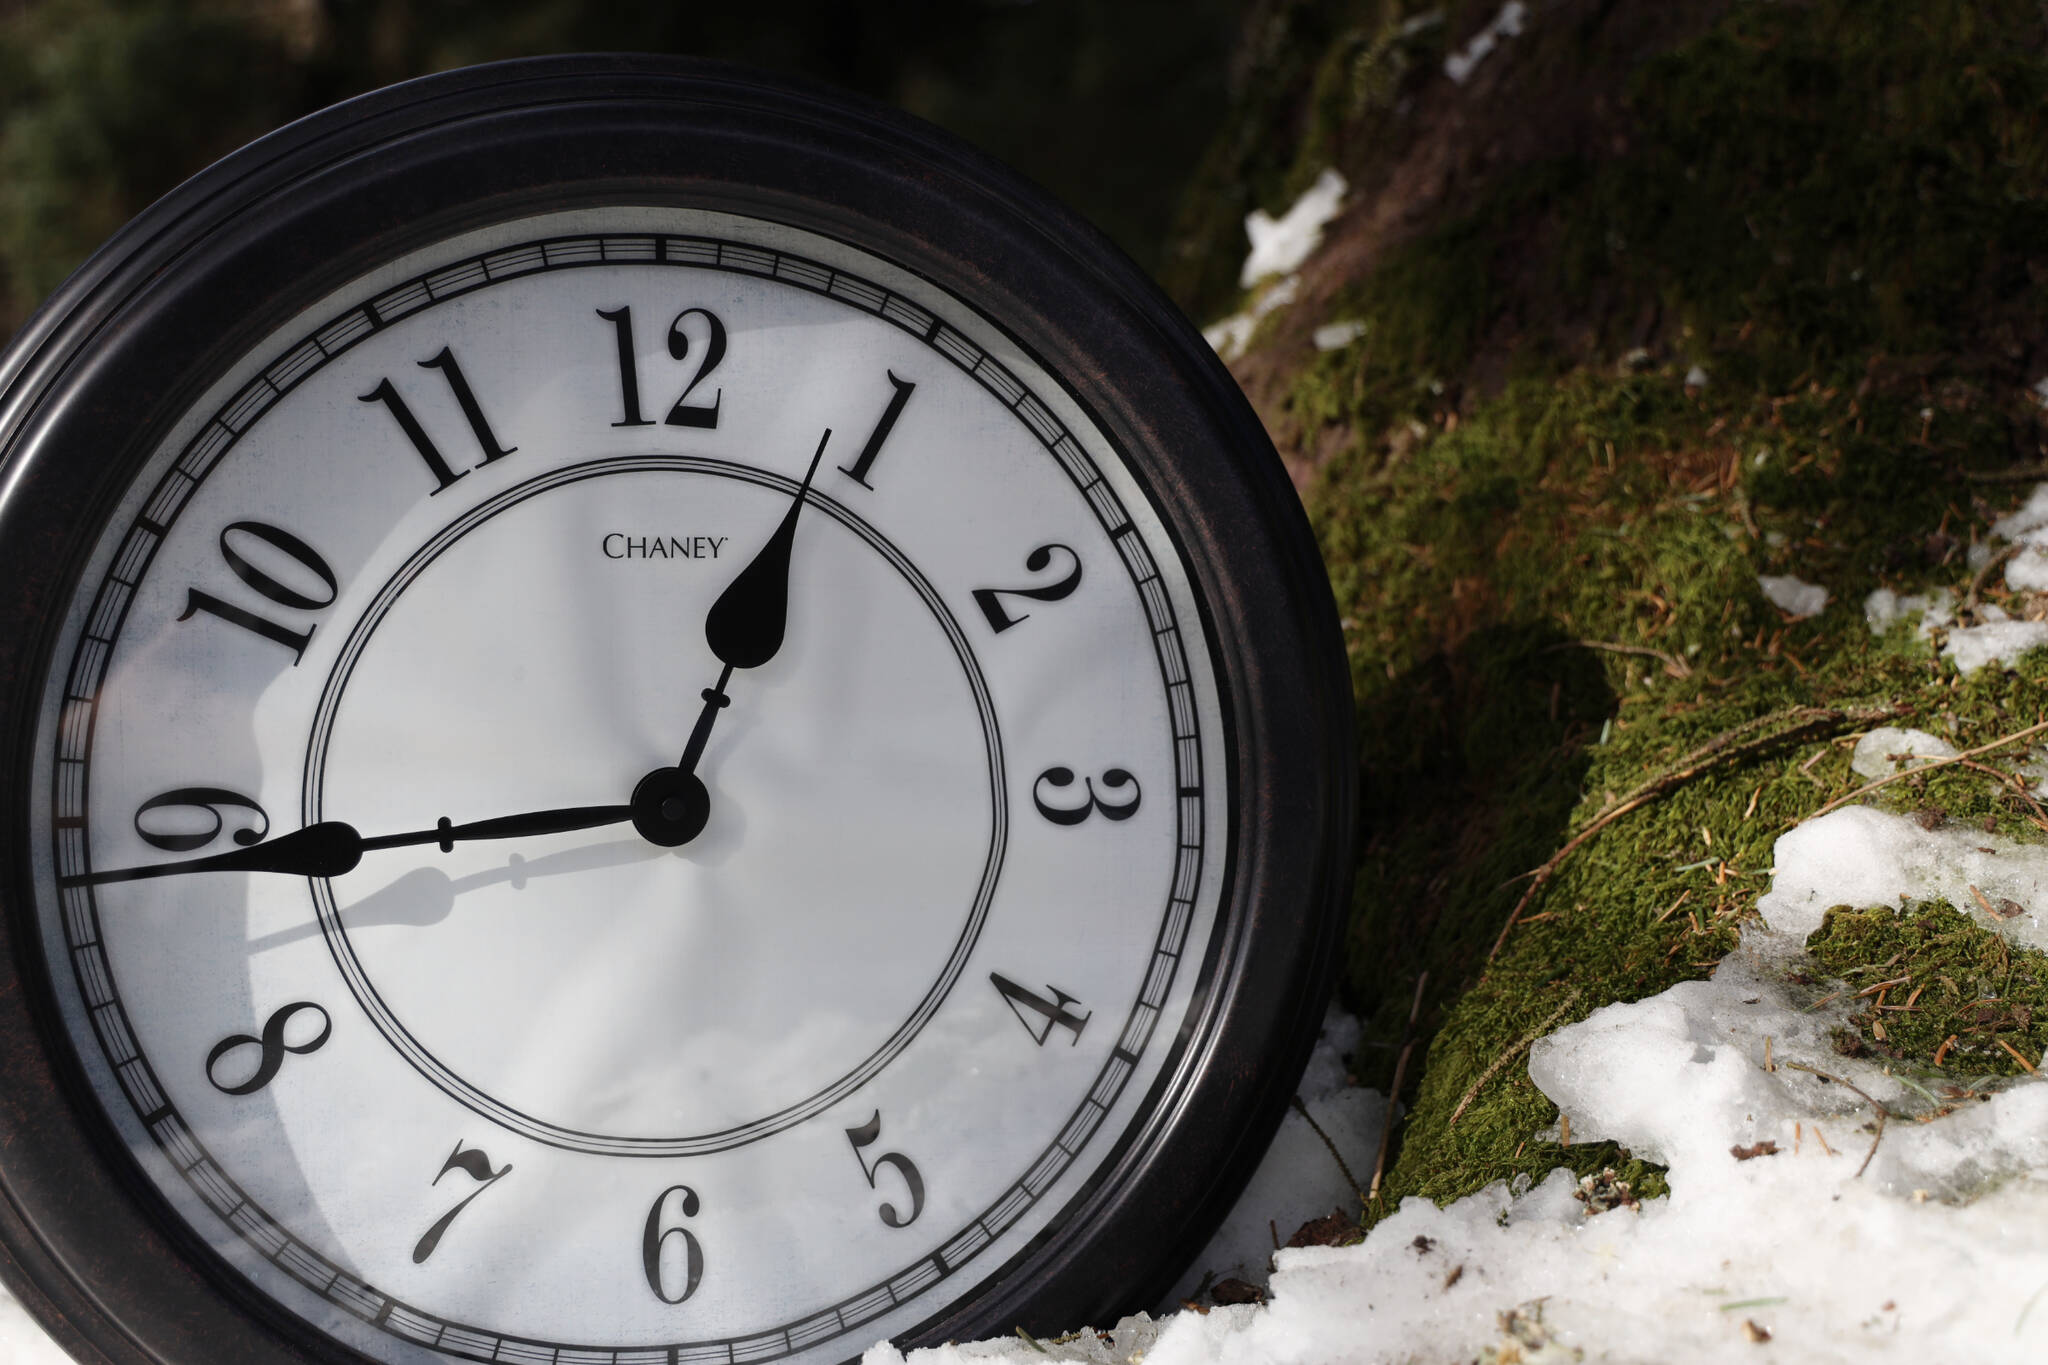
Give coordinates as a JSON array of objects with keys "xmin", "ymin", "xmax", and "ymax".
[
  {"xmin": 1031, "ymin": 766, "xmax": 1141, "ymax": 825},
  {"xmin": 206, "ymin": 1001, "xmax": 330, "ymax": 1095},
  {"xmin": 597, "ymin": 305, "xmax": 727, "ymax": 429},
  {"xmin": 642, "ymin": 1184, "xmax": 705, "ymax": 1305},
  {"xmin": 412, "ymin": 1143, "xmax": 512, "ymax": 1264},
  {"xmin": 972, "ymin": 543, "xmax": 1083, "ymax": 634},
  {"xmin": 844, "ymin": 1111, "xmax": 925, "ymax": 1228},
  {"xmin": 177, "ymin": 520, "xmax": 337, "ymax": 664},
  {"xmin": 361, "ymin": 347, "xmax": 518, "ymax": 494}
]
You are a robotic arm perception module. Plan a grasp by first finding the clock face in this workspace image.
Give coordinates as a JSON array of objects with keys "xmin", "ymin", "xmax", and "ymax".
[{"xmin": 24, "ymin": 207, "xmax": 1231, "ymax": 1363}]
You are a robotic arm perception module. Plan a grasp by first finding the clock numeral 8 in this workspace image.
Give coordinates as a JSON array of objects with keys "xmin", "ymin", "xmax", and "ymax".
[
  {"xmin": 642, "ymin": 1184, "xmax": 705, "ymax": 1305},
  {"xmin": 1031, "ymin": 766, "xmax": 1141, "ymax": 826},
  {"xmin": 845, "ymin": 1111, "xmax": 925, "ymax": 1228},
  {"xmin": 205, "ymin": 1001, "xmax": 330, "ymax": 1096}
]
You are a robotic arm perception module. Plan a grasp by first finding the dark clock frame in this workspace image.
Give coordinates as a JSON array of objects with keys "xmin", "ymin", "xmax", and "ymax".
[{"xmin": 0, "ymin": 56, "xmax": 1353, "ymax": 1365}]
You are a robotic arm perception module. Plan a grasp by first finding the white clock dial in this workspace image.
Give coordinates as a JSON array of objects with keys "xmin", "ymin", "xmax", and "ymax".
[{"xmin": 29, "ymin": 208, "xmax": 1229, "ymax": 1363}]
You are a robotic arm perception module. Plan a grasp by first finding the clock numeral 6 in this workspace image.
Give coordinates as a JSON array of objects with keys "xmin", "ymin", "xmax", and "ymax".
[
  {"xmin": 598, "ymin": 305, "xmax": 727, "ymax": 429},
  {"xmin": 642, "ymin": 1184, "xmax": 705, "ymax": 1305},
  {"xmin": 205, "ymin": 1001, "xmax": 330, "ymax": 1096},
  {"xmin": 844, "ymin": 1111, "xmax": 925, "ymax": 1228},
  {"xmin": 972, "ymin": 543, "xmax": 1083, "ymax": 634},
  {"xmin": 177, "ymin": 520, "xmax": 337, "ymax": 664},
  {"xmin": 1031, "ymin": 766, "xmax": 1141, "ymax": 825},
  {"xmin": 134, "ymin": 786, "xmax": 268, "ymax": 853},
  {"xmin": 412, "ymin": 1143, "xmax": 511, "ymax": 1264}
]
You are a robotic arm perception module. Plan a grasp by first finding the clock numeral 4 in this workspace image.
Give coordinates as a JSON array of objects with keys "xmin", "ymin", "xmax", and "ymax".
[
  {"xmin": 1031, "ymin": 766, "xmax": 1141, "ymax": 825},
  {"xmin": 972, "ymin": 543, "xmax": 1083, "ymax": 633},
  {"xmin": 412, "ymin": 1143, "xmax": 512, "ymax": 1263},
  {"xmin": 597, "ymin": 305, "xmax": 727, "ymax": 429},
  {"xmin": 642, "ymin": 1184, "xmax": 705, "ymax": 1305},
  {"xmin": 176, "ymin": 520, "xmax": 337, "ymax": 664},
  {"xmin": 206, "ymin": 1001, "xmax": 330, "ymax": 1095},
  {"xmin": 361, "ymin": 347, "xmax": 518, "ymax": 494},
  {"xmin": 844, "ymin": 1111, "xmax": 925, "ymax": 1228},
  {"xmin": 838, "ymin": 370, "xmax": 916, "ymax": 489},
  {"xmin": 990, "ymin": 972, "xmax": 1091, "ymax": 1047}
]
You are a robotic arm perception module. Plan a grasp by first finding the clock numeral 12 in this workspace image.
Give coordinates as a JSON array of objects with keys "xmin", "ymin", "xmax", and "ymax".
[
  {"xmin": 642, "ymin": 1185, "xmax": 705, "ymax": 1304},
  {"xmin": 412, "ymin": 1143, "xmax": 511, "ymax": 1263},
  {"xmin": 990, "ymin": 972, "xmax": 1091, "ymax": 1047},
  {"xmin": 361, "ymin": 347, "xmax": 517, "ymax": 494},
  {"xmin": 177, "ymin": 520, "xmax": 337, "ymax": 664},
  {"xmin": 844, "ymin": 1111, "xmax": 925, "ymax": 1228},
  {"xmin": 597, "ymin": 305, "xmax": 727, "ymax": 429},
  {"xmin": 838, "ymin": 370, "xmax": 916, "ymax": 489}
]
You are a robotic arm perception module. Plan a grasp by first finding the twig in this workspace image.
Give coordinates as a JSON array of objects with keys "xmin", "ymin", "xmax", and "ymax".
[
  {"xmin": 1546, "ymin": 639, "xmax": 1691, "ymax": 679},
  {"xmin": 1447, "ymin": 988, "xmax": 1581, "ymax": 1129},
  {"xmin": 1293, "ymin": 1095, "xmax": 1367, "ymax": 1204},
  {"xmin": 1958, "ymin": 759, "xmax": 2048, "ymax": 834},
  {"xmin": 1997, "ymin": 1037, "xmax": 2038, "ymax": 1073},
  {"xmin": 1782, "ymin": 1061, "xmax": 1891, "ymax": 1177},
  {"xmin": 1812, "ymin": 717, "xmax": 2048, "ymax": 819},
  {"xmin": 1490, "ymin": 705, "xmax": 1899, "ymax": 961},
  {"xmin": 1368, "ymin": 972, "xmax": 1427, "ymax": 1204},
  {"xmin": 1967, "ymin": 542, "xmax": 2022, "ymax": 610}
]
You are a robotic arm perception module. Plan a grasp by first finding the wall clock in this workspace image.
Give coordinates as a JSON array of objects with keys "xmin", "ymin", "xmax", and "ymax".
[{"xmin": 0, "ymin": 57, "xmax": 1351, "ymax": 1365}]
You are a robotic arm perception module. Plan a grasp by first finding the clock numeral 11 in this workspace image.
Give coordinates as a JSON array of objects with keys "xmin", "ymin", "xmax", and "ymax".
[
  {"xmin": 361, "ymin": 347, "xmax": 517, "ymax": 494},
  {"xmin": 177, "ymin": 520, "xmax": 337, "ymax": 664}
]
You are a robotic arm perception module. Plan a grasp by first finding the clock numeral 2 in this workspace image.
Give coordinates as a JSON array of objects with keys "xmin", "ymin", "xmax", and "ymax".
[
  {"xmin": 412, "ymin": 1143, "xmax": 511, "ymax": 1263},
  {"xmin": 838, "ymin": 370, "xmax": 915, "ymax": 489},
  {"xmin": 1032, "ymin": 766, "xmax": 1141, "ymax": 825},
  {"xmin": 845, "ymin": 1111, "xmax": 925, "ymax": 1228},
  {"xmin": 177, "ymin": 520, "xmax": 337, "ymax": 664},
  {"xmin": 206, "ymin": 1001, "xmax": 330, "ymax": 1095},
  {"xmin": 972, "ymin": 543, "xmax": 1083, "ymax": 633},
  {"xmin": 361, "ymin": 347, "xmax": 517, "ymax": 493},
  {"xmin": 642, "ymin": 1185, "xmax": 705, "ymax": 1304},
  {"xmin": 598, "ymin": 305, "xmax": 727, "ymax": 429},
  {"xmin": 990, "ymin": 973, "xmax": 1091, "ymax": 1047}
]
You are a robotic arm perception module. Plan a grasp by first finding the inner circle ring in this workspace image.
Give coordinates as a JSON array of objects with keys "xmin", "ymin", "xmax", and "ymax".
[{"xmin": 302, "ymin": 455, "xmax": 1008, "ymax": 1157}]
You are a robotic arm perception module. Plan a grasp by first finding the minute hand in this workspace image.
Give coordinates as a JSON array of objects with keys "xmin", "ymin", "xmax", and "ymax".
[{"xmin": 69, "ymin": 803, "xmax": 635, "ymax": 886}]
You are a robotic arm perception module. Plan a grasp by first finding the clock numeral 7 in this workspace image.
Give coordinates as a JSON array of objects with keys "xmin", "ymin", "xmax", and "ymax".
[
  {"xmin": 361, "ymin": 347, "xmax": 518, "ymax": 494},
  {"xmin": 844, "ymin": 1111, "xmax": 925, "ymax": 1228},
  {"xmin": 412, "ymin": 1142, "xmax": 511, "ymax": 1263},
  {"xmin": 177, "ymin": 520, "xmax": 337, "ymax": 664},
  {"xmin": 642, "ymin": 1184, "xmax": 705, "ymax": 1304},
  {"xmin": 597, "ymin": 305, "xmax": 727, "ymax": 429}
]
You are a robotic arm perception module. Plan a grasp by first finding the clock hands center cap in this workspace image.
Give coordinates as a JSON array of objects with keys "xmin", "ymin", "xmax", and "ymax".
[{"xmin": 630, "ymin": 765, "xmax": 711, "ymax": 848}]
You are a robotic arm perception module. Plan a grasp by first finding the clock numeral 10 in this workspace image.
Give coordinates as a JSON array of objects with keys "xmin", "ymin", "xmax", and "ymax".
[
  {"xmin": 990, "ymin": 973, "xmax": 1091, "ymax": 1047},
  {"xmin": 413, "ymin": 1143, "xmax": 512, "ymax": 1264},
  {"xmin": 844, "ymin": 1111, "xmax": 925, "ymax": 1228},
  {"xmin": 597, "ymin": 305, "xmax": 727, "ymax": 429},
  {"xmin": 177, "ymin": 520, "xmax": 337, "ymax": 664},
  {"xmin": 205, "ymin": 1000, "xmax": 330, "ymax": 1095},
  {"xmin": 361, "ymin": 347, "xmax": 518, "ymax": 494},
  {"xmin": 642, "ymin": 1184, "xmax": 705, "ymax": 1305}
]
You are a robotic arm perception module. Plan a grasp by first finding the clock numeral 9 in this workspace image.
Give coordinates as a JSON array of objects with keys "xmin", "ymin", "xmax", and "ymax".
[
  {"xmin": 1031, "ymin": 766, "xmax": 1141, "ymax": 825},
  {"xmin": 598, "ymin": 305, "xmax": 727, "ymax": 429},
  {"xmin": 134, "ymin": 786, "xmax": 268, "ymax": 853},
  {"xmin": 177, "ymin": 520, "xmax": 337, "ymax": 664},
  {"xmin": 972, "ymin": 543, "xmax": 1083, "ymax": 634},
  {"xmin": 642, "ymin": 1184, "xmax": 705, "ymax": 1305},
  {"xmin": 205, "ymin": 1001, "xmax": 330, "ymax": 1095},
  {"xmin": 844, "ymin": 1111, "xmax": 925, "ymax": 1228}
]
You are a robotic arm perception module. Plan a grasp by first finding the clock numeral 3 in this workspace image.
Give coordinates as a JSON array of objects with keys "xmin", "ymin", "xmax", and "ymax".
[
  {"xmin": 412, "ymin": 1142, "xmax": 512, "ymax": 1264},
  {"xmin": 205, "ymin": 1001, "xmax": 330, "ymax": 1095},
  {"xmin": 642, "ymin": 1184, "xmax": 705, "ymax": 1305},
  {"xmin": 990, "ymin": 973, "xmax": 1091, "ymax": 1047},
  {"xmin": 361, "ymin": 346, "xmax": 518, "ymax": 493},
  {"xmin": 1031, "ymin": 766, "xmax": 1141, "ymax": 825},
  {"xmin": 134, "ymin": 787, "xmax": 268, "ymax": 853},
  {"xmin": 844, "ymin": 1111, "xmax": 925, "ymax": 1228},
  {"xmin": 177, "ymin": 520, "xmax": 337, "ymax": 663},
  {"xmin": 838, "ymin": 370, "xmax": 916, "ymax": 489},
  {"xmin": 597, "ymin": 305, "xmax": 727, "ymax": 429},
  {"xmin": 972, "ymin": 543, "xmax": 1083, "ymax": 633}
]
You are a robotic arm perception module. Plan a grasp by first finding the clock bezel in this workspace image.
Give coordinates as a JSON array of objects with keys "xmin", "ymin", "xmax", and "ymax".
[{"xmin": 0, "ymin": 56, "xmax": 1353, "ymax": 1365}]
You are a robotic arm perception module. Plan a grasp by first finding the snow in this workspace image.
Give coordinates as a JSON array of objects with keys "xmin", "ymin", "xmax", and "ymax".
[
  {"xmin": 1943, "ymin": 618, "xmax": 2048, "ymax": 675},
  {"xmin": 0, "ymin": 1289, "xmax": 65, "ymax": 1365},
  {"xmin": 1864, "ymin": 586, "xmax": 1952, "ymax": 636},
  {"xmin": 1682, "ymin": 364, "xmax": 1709, "ymax": 389},
  {"xmin": 1444, "ymin": 2, "xmax": 1529, "ymax": 85},
  {"xmin": 2009, "ymin": 547, "xmax": 2048, "ymax": 592},
  {"xmin": 1311, "ymin": 320, "xmax": 1368, "ymax": 352},
  {"xmin": 1757, "ymin": 572, "xmax": 1827, "ymax": 618},
  {"xmin": 1236, "ymin": 171, "xmax": 1347, "ymax": 288},
  {"xmin": 1848, "ymin": 725, "xmax": 1955, "ymax": 778},
  {"xmin": 1204, "ymin": 274, "xmax": 1302, "ymax": 362}
]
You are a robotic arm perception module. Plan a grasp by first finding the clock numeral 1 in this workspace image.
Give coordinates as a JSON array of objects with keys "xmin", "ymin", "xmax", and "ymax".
[
  {"xmin": 838, "ymin": 370, "xmax": 916, "ymax": 489},
  {"xmin": 990, "ymin": 972, "xmax": 1091, "ymax": 1047},
  {"xmin": 1031, "ymin": 766, "xmax": 1142, "ymax": 825},
  {"xmin": 844, "ymin": 1111, "xmax": 925, "ymax": 1228},
  {"xmin": 412, "ymin": 1143, "xmax": 512, "ymax": 1263},
  {"xmin": 176, "ymin": 520, "xmax": 337, "ymax": 664},
  {"xmin": 597, "ymin": 305, "xmax": 728, "ymax": 429},
  {"xmin": 361, "ymin": 346, "xmax": 517, "ymax": 494},
  {"xmin": 206, "ymin": 1001, "xmax": 330, "ymax": 1095},
  {"xmin": 972, "ymin": 543, "xmax": 1084, "ymax": 633},
  {"xmin": 642, "ymin": 1185, "xmax": 705, "ymax": 1305}
]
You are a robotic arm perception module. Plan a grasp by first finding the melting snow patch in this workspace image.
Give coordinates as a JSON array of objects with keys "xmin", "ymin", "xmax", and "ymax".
[
  {"xmin": 1443, "ymin": 1, "xmax": 1528, "ymax": 84},
  {"xmin": 1943, "ymin": 618, "xmax": 2048, "ymax": 674},
  {"xmin": 1238, "ymin": 170, "xmax": 1347, "ymax": 288},
  {"xmin": 1863, "ymin": 586, "xmax": 1953, "ymax": 637},
  {"xmin": 1203, "ymin": 275, "xmax": 1303, "ymax": 362},
  {"xmin": 1683, "ymin": 364, "xmax": 1709, "ymax": 389},
  {"xmin": 1311, "ymin": 319, "xmax": 1368, "ymax": 351},
  {"xmin": 2009, "ymin": 546, "xmax": 2048, "ymax": 592},
  {"xmin": 1758, "ymin": 573, "xmax": 1827, "ymax": 618},
  {"xmin": 1848, "ymin": 725, "xmax": 1955, "ymax": 778}
]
